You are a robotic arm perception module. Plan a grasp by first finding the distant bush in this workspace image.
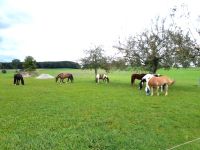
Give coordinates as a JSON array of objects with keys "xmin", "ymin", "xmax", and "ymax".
[{"xmin": 2, "ymin": 69, "xmax": 7, "ymax": 73}]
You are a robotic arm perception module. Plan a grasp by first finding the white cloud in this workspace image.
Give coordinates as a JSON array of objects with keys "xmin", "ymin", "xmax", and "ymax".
[{"xmin": 0, "ymin": 0, "xmax": 200, "ymax": 62}]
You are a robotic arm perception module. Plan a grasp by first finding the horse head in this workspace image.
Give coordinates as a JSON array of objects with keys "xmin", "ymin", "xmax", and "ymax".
[
  {"xmin": 138, "ymin": 79, "xmax": 146, "ymax": 90},
  {"xmin": 103, "ymin": 74, "xmax": 109, "ymax": 83},
  {"xmin": 69, "ymin": 74, "xmax": 74, "ymax": 82}
]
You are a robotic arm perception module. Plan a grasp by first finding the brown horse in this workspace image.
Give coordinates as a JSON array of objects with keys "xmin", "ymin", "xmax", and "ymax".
[
  {"xmin": 148, "ymin": 76, "xmax": 175, "ymax": 96},
  {"xmin": 131, "ymin": 73, "xmax": 146, "ymax": 86},
  {"xmin": 56, "ymin": 73, "xmax": 74, "ymax": 83}
]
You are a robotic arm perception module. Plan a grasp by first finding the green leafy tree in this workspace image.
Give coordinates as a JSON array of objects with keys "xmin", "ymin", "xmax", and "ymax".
[
  {"xmin": 11, "ymin": 59, "xmax": 21, "ymax": 70},
  {"xmin": 23, "ymin": 56, "xmax": 37, "ymax": 71},
  {"xmin": 81, "ymin": 46, "xmax": 109, "ymax": 77},
  {"xmin": 115, "ymin": 5, "xmax": 199, "ymax": 73}
]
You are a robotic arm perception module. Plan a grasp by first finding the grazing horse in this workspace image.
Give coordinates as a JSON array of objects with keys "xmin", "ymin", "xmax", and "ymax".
[
  {"xmin": 139, "ymin": 74, "xmax": 155, "ymax": 95},
  {"xmin": 148, "ymin": 76, "xmax": 175, "ymax": 96},
  {"xmin": 138, "ymin": 74, "xmax": 162, "ymax": 90},
  {"xmin": 96, "ymin": 74, "xmax": 109, "ymax": 83},
  {"xmin": 14, "ymin": 73, "xmax": 24, "ymax": 85},
  {"xmin": 56, "ymin": 73, "xmax": 74, "ymax": 83},
  {"xmin": 131, "ymin": 73, "xmax": 146, "ymax": 86},
  {"xmin": 139, "ymin": 74, "xmax": 164, "ymax": 95}
]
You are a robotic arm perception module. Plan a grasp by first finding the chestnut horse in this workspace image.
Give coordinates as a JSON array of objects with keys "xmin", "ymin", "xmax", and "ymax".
[
  {"xmin": 56, "ymin": 73, "xmax": 74, "ymax": 83},
  {"xmin": 148, "ymin": 76, "xmax": 175, "ymax": 96},
  {"xmin": 96, "ymin": 74, "xmax": 109, "ymax": 83},
  {"xmin": 139, "ymin": 74, "xmax": 162, "ymax": 90},
  {"xmin": 14, "ymin": 73, "xmax": 24, "ymax": 85},
  {"xmin": 131, "ymin": 73, "xmax": 146, "ymax": 86}
]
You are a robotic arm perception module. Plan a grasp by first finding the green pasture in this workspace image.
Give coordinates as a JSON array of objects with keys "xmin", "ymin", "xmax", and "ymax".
[{"xmin": 0, "ymin": 68, "xmax": 200, "ymax": 150}]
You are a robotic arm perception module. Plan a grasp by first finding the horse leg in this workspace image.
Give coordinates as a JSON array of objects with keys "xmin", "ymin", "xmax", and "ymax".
[
  {"xmin": 160, "ymin": 85, "xmax": 163, "ymax": 92},
  {"xmin": 156, "ymin": 86, "xmax": 160, "ymax": 96},
  {"xmin": 16, "ymin": 79, "xmax": 19, "ymax": 85},
  {"xmin": 62, "ymin": 79, "xmax": 66, "ymax": 83},
  {"xmin": 165, "ymin": 84, "xmax": 168, "ymax": 96},
  {"xmin": 131, "ymin": 79, "xmax": 135, "ymax": 86},
  {"xmin": 151, "ymin": 87, "xmax": 154, "ymax": 96},
  {"xmin": 14, "ymin": 78, "xmax": 16, "ymax": 85}
]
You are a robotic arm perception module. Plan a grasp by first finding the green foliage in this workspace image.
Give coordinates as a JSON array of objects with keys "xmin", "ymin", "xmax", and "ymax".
[
  {"xmin": 11, "ymin": 59, "xmax": 21, "ymax": 69},
  {"xmin": 1, "ymin": 69, "xmax": 6, "ymax": 73},
  {"xmin": 116, "ymin": 6, "xmax": 200, "ymax": 73},
  {"xmin": 23, "ymin": 56, "xmax": 37, "ymax": 71},
  {"xmin": 81, "ymin": 46, "xmax": 110, "ymax": 75},
  {"xmin": 37, "ymin": 61, "xmax": 80, "ymax": 69},
  {"xmin": 0, "ymin": 68, "xmax": 200, "ymax": 149}
]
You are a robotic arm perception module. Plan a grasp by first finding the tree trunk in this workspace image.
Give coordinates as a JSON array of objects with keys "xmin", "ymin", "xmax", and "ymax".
[
  {"xmin": 150, "ymin": 57, "xmax": 159, "ymax": 74},
  {"xmin": 94, "ymin": 68, "xmax": 98, "ymax": 80}
]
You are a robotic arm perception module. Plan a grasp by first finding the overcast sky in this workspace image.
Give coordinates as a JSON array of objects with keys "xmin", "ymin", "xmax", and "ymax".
[{"xmin": 0, "ymin": 0, "xmax": 199, "ymax": 62}]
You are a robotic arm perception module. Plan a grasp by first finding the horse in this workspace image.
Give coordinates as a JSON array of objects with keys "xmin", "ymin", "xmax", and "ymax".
[
  {"xmin": 14, "ymin": 73, "xmax": 24, "ymax": 85},
  {"xmin": 96, "ymin": 74, "xmax": 109, "ymax": 83},
  {"xmin": 131, "ymin": 73, "xmax": 146, "ymax": 86},
  {"xmin": 139, "ymin": 74, "xmax": 164, "ymax": 95},
  {"xmin": 141, "ymin": 75, "xmax": 175, "ymax": 96},
  {"xmin": 138, "ymin": 74, "xmax": 162, "ymax": 90},
  {"xmin": 55, "ymin": 73, "xmax": 74, "ymax": 83}
]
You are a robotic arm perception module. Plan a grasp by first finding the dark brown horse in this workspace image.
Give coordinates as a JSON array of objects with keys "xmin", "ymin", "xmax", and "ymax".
[
  {"xmin": 14, "ymin": 73, "xmax": 24, "ymax": 85},
  {"xmin": 131, "ymin": 73, "xmax": 146, "ymax": 86},
  {"xmin": 56, "ymin": 73, "xmax": 74, "ymax": 83}
]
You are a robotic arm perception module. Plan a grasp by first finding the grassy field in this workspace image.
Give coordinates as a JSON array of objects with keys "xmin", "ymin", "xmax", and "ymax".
[{"xmin": 0, "ymin": 68, "xmax": 200, "ymax": 150}]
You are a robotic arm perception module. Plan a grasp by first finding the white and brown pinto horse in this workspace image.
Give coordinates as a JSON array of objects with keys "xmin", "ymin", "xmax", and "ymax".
[{"xmin": 96, "ymin": 74, "xmax": 109, "ymax": 83}]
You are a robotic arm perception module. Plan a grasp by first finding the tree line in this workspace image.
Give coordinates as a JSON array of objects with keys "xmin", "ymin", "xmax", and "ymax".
[{"xmin": 0, "ymin": 56, "xmax": 80, "ymax": 70}]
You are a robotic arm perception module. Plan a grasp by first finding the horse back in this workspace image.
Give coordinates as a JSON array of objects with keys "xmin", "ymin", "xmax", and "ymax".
[
  {"xmin": 148, "ymin": 77, "xmax": 168, "ymax": 87},
  {"xmin": 160, "ymin": 76, "xmax": 175, "ymax": 85}
]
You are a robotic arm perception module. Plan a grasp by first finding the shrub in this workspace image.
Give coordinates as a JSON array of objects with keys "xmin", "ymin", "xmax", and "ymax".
[{"xmin": 2, "ymin": 69, "xmax": 7, "ymax": 73}]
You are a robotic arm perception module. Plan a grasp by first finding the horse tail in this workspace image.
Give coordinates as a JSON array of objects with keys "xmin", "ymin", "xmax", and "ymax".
[
  {"xmin": 170, "ymin": 80, "xmax": 175, "ymax": 85},
  {"xmin": 21, "ymin": 77, "xmax": 24, "ymax": 85}
]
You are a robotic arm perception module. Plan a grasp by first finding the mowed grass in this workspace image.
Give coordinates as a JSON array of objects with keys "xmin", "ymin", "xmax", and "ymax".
[{"xmin": 0, "ymin": 68, "xmax": 200, "ymax": 150}]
